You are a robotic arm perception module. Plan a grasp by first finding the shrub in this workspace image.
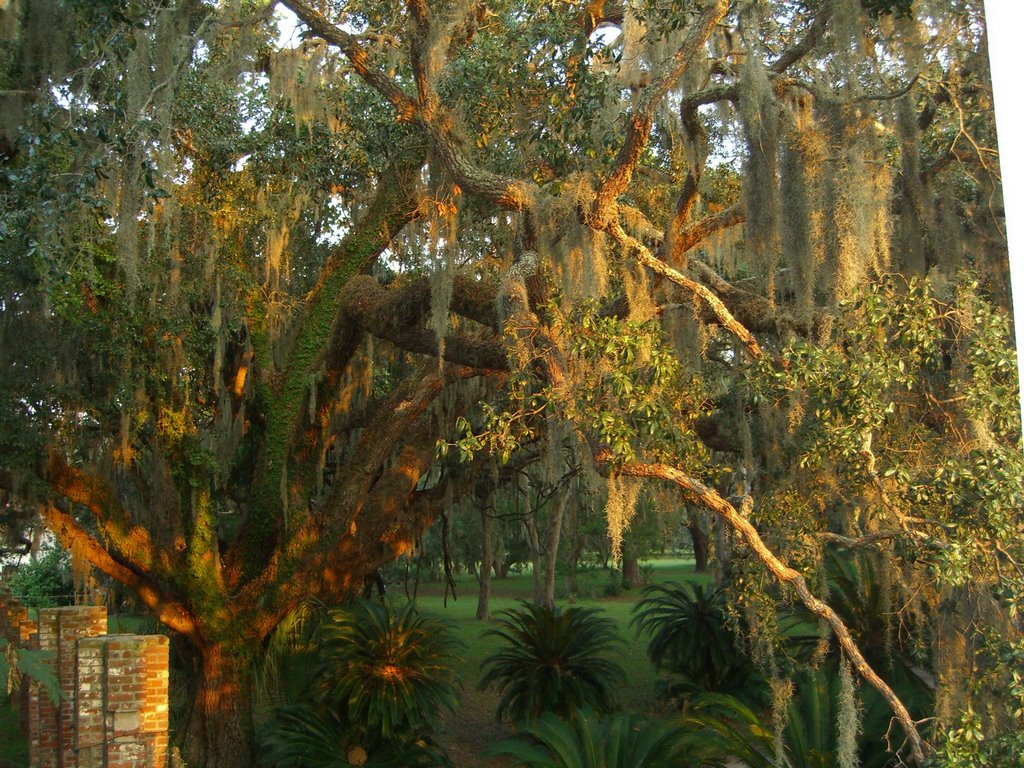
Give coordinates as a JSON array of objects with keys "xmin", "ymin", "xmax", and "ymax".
[
  {"xmin": 478, "ymin": 601, "xmax": 626, "ymax": 723},
  {"xmin": 630, "ymin": 581, "xmax": 762, "ymax": 702},
  {"xmin": 7, "ymin": 547, "xmax": 72, "ymax": 608},
  {"xmin": 318, "ymin": 599, "xmax": 461, "ymax": 741},
  {"xmin": 488, "ymin": 708, "xmax": 688, "ymax": 768},
  {"xmin": 258, "ymin": 599, "xmax": 460, "ymax": 767}
]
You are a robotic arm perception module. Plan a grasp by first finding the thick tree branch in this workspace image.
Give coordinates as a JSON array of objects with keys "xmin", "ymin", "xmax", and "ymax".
[
  {"xmin": 247, "ymin": 365, "xmax": 500, "ymax": 632},
  {"xmin": 44, "ymin": 454, "xmax": 160, "ymax": 577},
  {"xmin": 592, "ymin": 0, "xmax": 728, "ymax": 226},
  {"xmin": 672, "ymin": 203, "xmax": 745, "ymax": 260},
  {"xmin": 607, "ymin": 458, "xmax": 928, "ymax": 767},
  {"xmin": 339, "ymin": 273, "xmax": 507, "ymax": 370},
  {"xmin": 280, "ymin": 0, "xmax": 418, "ymax": 120},
  {"xmin": 237, "ymin": 151, "xmax": 425, "ymax": 581},
  {"xmin": 40, "ymin": 502, "xmax": 200, "ymax": 642},
  {"xmin": 770, "ymin": 2, "xmax": 832, "ymax": 74}
]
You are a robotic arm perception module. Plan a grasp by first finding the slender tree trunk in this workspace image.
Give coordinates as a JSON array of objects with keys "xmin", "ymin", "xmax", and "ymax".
[
  {"xmin": 687, "ymin": 509, "xmax": 710, "ymax": 573},
  {"xmin": 521, "ymin": 481, "xmax": 544, "ymax": 605},
  {"xmin": 476, "ymin": 495, "xmax": 493, "ymax": 620},
  {"xmin": 621, "ymin": 546, "xmax": 640, "ymax": 587},
  {"xmin": 183, "ymin": 641, "xmax": 255, "ymax": 768},
  {"xmin": 525, "ymin": 516, "xmax": 543, "ymax": 605},
  {"xmin": 566, "ymin": 501, "xmax": 583, "ymax": 596},
  {"xmin": 542, "ymin": 492, "xmax": 568, "ymax": 608}
]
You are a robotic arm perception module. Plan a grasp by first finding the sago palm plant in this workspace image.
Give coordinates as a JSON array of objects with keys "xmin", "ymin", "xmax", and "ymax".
[
  {"xmin": 478, "ymin": 601, "xmax": 626, "ymax": 723},
  {"xmin": 680, "ymin": 668, "xmax": 893, "ymax": 768},
  {"xmin": 261, "ymin": 703, "xmax": 454, "ymax": 767},
  {"xmin": 630, "ymin": 581, "xmax": 763, "ymax": 703},
  {"xmin": 319, "ymin": 599, "xmax": 462, "ymax": 742},
  {"xmin": 258, "ymin": 598, "xmax": 460, "ymax": 767},
  {"xmin": 488, "ymin": 708, "xmax": 689, "ymax": 768}
]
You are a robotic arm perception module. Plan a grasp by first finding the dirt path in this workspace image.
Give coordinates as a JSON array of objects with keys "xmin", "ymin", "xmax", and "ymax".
[{"xmin": 439, "ymin": 684, "xmax": 516, "ymax": 768}]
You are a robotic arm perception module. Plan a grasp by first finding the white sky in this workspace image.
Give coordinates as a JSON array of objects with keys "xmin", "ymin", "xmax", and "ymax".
[{"xmin": 984, "ymin": 0, "xmax": 1024, "ymax": 424}]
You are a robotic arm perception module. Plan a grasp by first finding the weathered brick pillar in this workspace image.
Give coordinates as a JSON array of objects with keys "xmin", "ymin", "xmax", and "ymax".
[
  {"xmin": 27, "ymin": 629, "xmax": 58, "ymax": 767},
  {"xmin": 29, "ymin": 606, "xmax": 107, "ymax": 768},
  {"xmin": 75, "ymin": 635, "xmax": 170, "ymax": 768}
]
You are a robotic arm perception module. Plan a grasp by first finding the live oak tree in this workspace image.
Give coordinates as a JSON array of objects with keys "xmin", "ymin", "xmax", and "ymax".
[{"xmin": 0, "ymin": 0, "xmax": 1019, "ymax": 766}]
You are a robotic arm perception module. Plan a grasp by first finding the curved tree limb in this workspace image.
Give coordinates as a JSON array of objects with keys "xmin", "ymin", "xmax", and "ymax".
[
  {"xmin": 770, "ymin": 1, "xmax": 832, "ymax": 74},
  {"xmin": 605, "ymin": 221, "xmax": 763, "ymax": 359},
  {"xmin": 606, "ymin": 458, "xmax": 928, "ymax": 767},
  {"xmin": 40, "ymin": 502, "xmax": 200, "ymax": 642},
  {"xmin": 280, "ymin": 0, "xmax": 418, "ymax": 120}
]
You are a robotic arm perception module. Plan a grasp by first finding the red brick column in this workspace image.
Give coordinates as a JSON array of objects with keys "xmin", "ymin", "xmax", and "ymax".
[
  {"xmin": 75, "ymin": 635, "xmax": 170, "ymax": 768},
  {"xmin": 28, "ymin": 606, "xmax": 107, "ymax": 768},
  {"xmin": 26, "ymin": 629, "xmax": 58, "ymax": 768},
  {"xmin": 74, "ymin": 637, "xmax": 106, "ymax": 767}
]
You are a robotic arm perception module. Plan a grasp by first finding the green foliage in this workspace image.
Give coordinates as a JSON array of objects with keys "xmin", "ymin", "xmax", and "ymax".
[
  {"xmin": 260, "ymin": 703, "xmax": 453, "ymax": 768},
  {"xmin": 563, "ymin": 307, "xmax": 712, "ymax": 466},
  {"xmin": 1, "ymin": 638, "xmax": 60, "ymax": 706},
  {"xmin": 681, "ymin": 668, "xmax": 891, "ymax": 768},
  {"xmin": 925, "ymin": 635, "xmax": 1024, "ymax": 767},
  {"xmin": 257, "ymin": 599, "xmax": 460, "ymax": 766},
  {"xmin": 450, "ymin": 303, "xmax": 713, "ymax": 469},
  {"xmin": 630, "ymin": 581, "xmax": 763, "ymax": 703},
  {"xmin": 6, "ymin": 548, "xmax": 73, "ymax": 608},
  {"xmin": 479, "ymin": 601, "xmax": 626, "ymax": 723},
  {"xmin": 756, "ymin": 274, "xmax": 1023, "ymax": 593},
  {"xmin": 488, "ymin": 708, "xmax": 688, "ymax": 768},
  {"xmin": 318, "ymin": 599, "xmax": 461, "ymax": 742}
]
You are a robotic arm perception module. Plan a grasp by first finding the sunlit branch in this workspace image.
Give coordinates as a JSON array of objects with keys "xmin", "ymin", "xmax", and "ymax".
[
  {"xmin": 603, "ymin": 220, "xmax": 764, "ymax": 359},
  {"xmin": 592, "ymin": 0, "xmax": 728, "ymax": 226},
  {"xmin": 40, "ymin": 502, "xmax": 199, "ymax": 642},
  {"xmin": 605, "ymin": 457, "xmax": 928, "ymax": 767}
]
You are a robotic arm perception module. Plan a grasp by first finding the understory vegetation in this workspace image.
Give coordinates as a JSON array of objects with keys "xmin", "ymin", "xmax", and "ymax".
[{"xmin": 0, "ymin": 0, "xmax": 1020, "ymax": 766}]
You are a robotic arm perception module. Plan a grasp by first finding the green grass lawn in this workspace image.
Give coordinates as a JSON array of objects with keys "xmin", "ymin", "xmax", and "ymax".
[
  {"xmin": 0, "ymin": 693, "xmax": 27, "ymax": 768},
  {"xmin": 409, "ymin": 556, "xmax": 705, "ymax": 767}
]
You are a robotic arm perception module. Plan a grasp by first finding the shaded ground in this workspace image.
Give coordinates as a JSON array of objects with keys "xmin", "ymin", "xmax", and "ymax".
[
  {"xmin": 415, "ymin": 557, "xmax": 704, "ymax": 766},
  {"xmin": 0, "ymin": 557, "xmax": 703, "ymax": 766}
]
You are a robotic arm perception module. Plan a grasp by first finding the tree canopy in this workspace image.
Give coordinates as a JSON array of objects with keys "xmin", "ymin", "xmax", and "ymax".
[{"xmin": 0, "ymin": 0, "xmax": 1020, "ymax": 766}]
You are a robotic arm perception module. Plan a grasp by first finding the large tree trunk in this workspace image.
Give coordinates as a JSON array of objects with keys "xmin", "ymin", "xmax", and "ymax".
[{"xmin": 183, "ymin": 640, "xmax": 256, "ymax": 768}]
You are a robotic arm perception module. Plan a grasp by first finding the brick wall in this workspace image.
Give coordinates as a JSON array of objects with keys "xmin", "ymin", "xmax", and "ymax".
[
  {"xmin": 0, "ymin": 594, "xmax": 172, "ymax": 768},
  {"xmin": 76, "ymin": 635, "xmax": 170, "ymax": 768}
]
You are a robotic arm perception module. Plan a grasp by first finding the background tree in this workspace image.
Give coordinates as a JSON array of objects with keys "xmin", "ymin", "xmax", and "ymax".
[{"xmin": 0, "ymin": 0, "xmax": 1018, "ymax": 765}]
